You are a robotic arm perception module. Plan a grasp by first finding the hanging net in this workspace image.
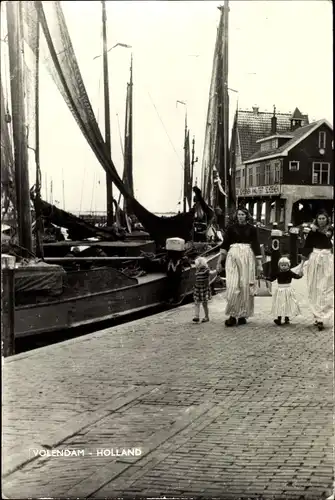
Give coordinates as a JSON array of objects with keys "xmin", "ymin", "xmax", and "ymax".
[{"xmin": 0, "ymin": 76, "xmax": 16, "ymax": 225}]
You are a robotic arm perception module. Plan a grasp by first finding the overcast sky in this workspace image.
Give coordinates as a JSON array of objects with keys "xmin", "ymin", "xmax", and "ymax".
[{"xmin": 1, "ymin": 0, "xmax": 333, "ymax": 214}]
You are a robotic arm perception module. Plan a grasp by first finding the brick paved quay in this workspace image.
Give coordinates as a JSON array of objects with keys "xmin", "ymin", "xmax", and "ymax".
[{"xmin": 2, "ymin": 277, "xmax": 334, "ymax": 500}]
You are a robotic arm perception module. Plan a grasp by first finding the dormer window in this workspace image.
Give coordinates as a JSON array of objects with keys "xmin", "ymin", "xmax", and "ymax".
[
  {"xmin": 260, "ymin": 141, "xmax": 271, "ymax": 152},
  {"xmin": 271, "ymin": 138, "xmax": 278, "ymax": 149},
  {"xmin": 318, "ymin": 131, "xmax": 326, "ymax": 149}
]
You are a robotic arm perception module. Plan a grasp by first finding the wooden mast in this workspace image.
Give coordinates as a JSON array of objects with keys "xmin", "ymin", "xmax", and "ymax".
[
  {"xmin": 6, "ymin": 1, "xmax": 33, "ymax": 255},
  {"xmin": 123, "ymin": 54, "xmax": 133, "ymax": 215},
  {"xmin": 33, "ymin": 16, "xmax": 45, "ymax": 258},
  {"xmin": 190, "ymin": 136, "xmax": 196, "ymax": 193},
  {"xmin": 222, "ymin": 0, "xmax": 229, "ymax": 218},
  {"xmin": 128, "ymin": 53, "xmax": 133, "ymax": 198},
  {"xmin": 101, "ymin": 0, "xmax": 114, "ymax": 225},
  {"xmin": 183, "ymin": 112, "xmax": 188, "ymax": 213}
]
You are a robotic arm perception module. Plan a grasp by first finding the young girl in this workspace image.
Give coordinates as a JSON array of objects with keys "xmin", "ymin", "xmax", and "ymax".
[
  {"xmin": 193, "ymin": 257, "xmax": 211, "ymax": 323},
  {"xmin": 268, "ymin": 257, "xmax": 303, "ymax": 326}
]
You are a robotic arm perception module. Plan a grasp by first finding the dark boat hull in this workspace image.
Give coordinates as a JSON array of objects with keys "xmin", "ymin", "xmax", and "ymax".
[{"xmin": 14, "ymin": 247, "xmax": 221, "ymax": 338}]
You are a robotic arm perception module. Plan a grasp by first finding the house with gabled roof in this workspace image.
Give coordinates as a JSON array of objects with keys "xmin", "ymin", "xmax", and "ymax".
[{"xmin": 230, "ymin": 106, "xmax": 333, "ymax": 228}]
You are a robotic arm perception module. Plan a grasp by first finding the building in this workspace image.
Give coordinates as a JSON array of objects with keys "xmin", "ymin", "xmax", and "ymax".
[{"xmin": 231, "ymin": 107, "xmax": 333, "ymax": 227}]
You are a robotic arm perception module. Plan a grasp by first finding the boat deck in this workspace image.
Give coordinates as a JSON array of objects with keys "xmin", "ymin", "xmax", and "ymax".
[{"xmin": 43, "ymin": 240, "xmax": 155, "ymax": 248}]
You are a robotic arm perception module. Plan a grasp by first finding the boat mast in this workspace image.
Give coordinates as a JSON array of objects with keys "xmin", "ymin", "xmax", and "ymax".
[
  {"xmin": 222, "ymin": 0, "xmax": 229, "ymax": 219},
  {"xmin": 128, "ymin": 54, "xmax": 133, "ymax": 198},
  {"xmin": 190, "ymin": 136, "xmax": 197, "ymax": 193},
  {"xmin": 101, "ymin": 0, "xmax": 114, "ymax": 225},
  {"xmin": 6, "ymin": 1, "xmax": 33, "ymax": 255},
  {"xmin": 33, "ymin": 16, "xmax": 44, "ymax": 258},
  {"xmin": 183, "ymin": 112, "xmax": 188, "ymax": 213},
  {"xmin": 123, "ymin": 54, "xmax": 134, "ymax": 215}
]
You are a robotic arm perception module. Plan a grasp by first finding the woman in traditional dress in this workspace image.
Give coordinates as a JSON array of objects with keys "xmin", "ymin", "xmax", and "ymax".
[
  {"xmin": 301, "ymin": 210, "xmax": 334, "ymax": 331},
  {"xmin": 216, "ymin": 208, "xmax": 263, "ymax": 327}
]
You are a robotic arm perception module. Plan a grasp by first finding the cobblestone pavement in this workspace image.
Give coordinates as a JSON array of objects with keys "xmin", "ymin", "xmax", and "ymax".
[{"xmin": 2, "ymin": 277, "xmax": 334, "ymax": 499}]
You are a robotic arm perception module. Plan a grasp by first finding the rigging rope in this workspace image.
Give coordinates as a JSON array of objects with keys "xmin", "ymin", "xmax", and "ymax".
[
  {"xmin": 147, "ymin": 91, "xmax": 186, "ymax": 210},
  {"xmin": 89, "ymin": 171, "xmax": 96, "ymax": 213},
  {"xmin": 147, "ymin": 91, "xmax": 184, "ymax": 169},
  {"xmin": 116, "ymin": 112, "xmax": 124, "ymax": 158}
]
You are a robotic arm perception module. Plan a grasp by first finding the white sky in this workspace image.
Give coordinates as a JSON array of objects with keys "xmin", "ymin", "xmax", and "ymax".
[{"xmin": 1, "ymin": 0, "xmax": 333, "ymax": 214}]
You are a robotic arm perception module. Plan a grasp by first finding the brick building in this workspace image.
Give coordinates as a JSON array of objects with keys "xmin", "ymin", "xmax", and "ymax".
[{"xmin": 231, "ymin": 107, "xmax": 334, "ymax": 227}]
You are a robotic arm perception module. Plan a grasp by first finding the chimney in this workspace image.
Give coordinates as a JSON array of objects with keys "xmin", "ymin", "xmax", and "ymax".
[
  {"xmin": 271, "ymin": 105, "xmax": 277, "ymax": 134},
  {"xmin": 252, "ymin": 106, "xmax": 259, "ymax": 114},
  {"xmin": 290, "ymin": 107, "xmax": 304, "ymax": 131}
]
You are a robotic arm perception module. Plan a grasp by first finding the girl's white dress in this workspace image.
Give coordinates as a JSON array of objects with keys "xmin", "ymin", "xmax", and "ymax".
[{"xmin": 270, "ymin": 269, "xmax": 302, "ymax": 317}]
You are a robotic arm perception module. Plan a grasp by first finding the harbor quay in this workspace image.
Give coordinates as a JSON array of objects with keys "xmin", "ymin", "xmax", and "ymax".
[{"xmin": 2, "ymin": 277, "xmax": 334, "ymax": 499}]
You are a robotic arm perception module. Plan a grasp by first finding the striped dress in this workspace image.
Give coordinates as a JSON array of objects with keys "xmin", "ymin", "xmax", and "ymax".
[
  {"xmin": 269, "ymin": 270, "xmax": 302, "ymax": 317},
  {"xmin": 193, "ymin": 267, "xmax": 211, "ymax": 303},
  {"xmin": 221, "ymin": 223, "xmax": 262, "ymax": 319},
  {"xmin": 302, "ymin": 228, "xmax": 334, "ymax": 323}
]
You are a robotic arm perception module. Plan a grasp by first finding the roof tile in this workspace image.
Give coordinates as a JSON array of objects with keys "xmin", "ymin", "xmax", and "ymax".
[
  {"xmin": 237, "ymin": 109, "xmax": 309, "ymax": 162},
  {"xmin": 246, "ymin": 121, "xmax": 318, "ymax": 162}
]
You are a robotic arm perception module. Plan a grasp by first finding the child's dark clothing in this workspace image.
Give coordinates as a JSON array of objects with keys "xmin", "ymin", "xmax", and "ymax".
[{"xmin": 193, "ymin": 266, "xmax": 211, "ymax": 303}]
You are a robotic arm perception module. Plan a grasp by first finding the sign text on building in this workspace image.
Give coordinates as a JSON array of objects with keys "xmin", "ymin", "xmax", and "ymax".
[{"xmin": 236, "ymin": 185, "xmax": 280, "ymax": 197}]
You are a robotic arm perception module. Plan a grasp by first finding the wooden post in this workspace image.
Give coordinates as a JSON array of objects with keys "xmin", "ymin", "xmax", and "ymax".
[
  {"xmin": 288, "ymin": 222, "xmax": 299, "ymax": 267},
  {"xmin": 270, "ymin": 222, "xmax": 282, "ymax": 277},
  {"xmin": 1, "ymin": 256, "xmax": 16, "ymax": 357},
  {"xmin": 256, "ymin": 200, "xmax": 262, "ymax": 223}
]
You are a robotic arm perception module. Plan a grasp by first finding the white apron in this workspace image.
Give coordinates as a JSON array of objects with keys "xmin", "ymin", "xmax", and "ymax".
[
  {"xmin": 271, "ymin": 283, "xmax": 301, "ymax": 317},
  {"xmin": 306, "ymin": 249, "xmax": 334, "ymax": 322},
  {"xmin": 225, "ymin": 243, "xmax": 256, "ymax": 319}
]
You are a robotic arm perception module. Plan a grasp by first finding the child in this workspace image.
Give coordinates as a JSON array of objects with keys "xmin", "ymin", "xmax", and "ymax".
[
  {"xmin": 267, "ymin": 256, "xmax": 303, "ymax": 326},
  {"xmin": 193, "ymin": 256, "xmax": 211, "ymax": 323}
]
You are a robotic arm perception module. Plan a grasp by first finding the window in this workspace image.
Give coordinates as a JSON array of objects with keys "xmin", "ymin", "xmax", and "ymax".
[
  {"xmin": 312, "ymin": 162, "xmax": 330, "ymax": 184},
  {"xmin": 255, "ymin": 165, "xmax": 260, "ymax": 186},
  {"xmin": 289, "ymin": 161, "xmax": 300, "ymax": 171},
  {"xmin": 259, "ymin": 164, "xmax": 265, "ymax": 185},
  {"xmin": 235, "ymin": 171, "xmax": 241, "ymax": 189},
  {"xmin": 271, "ymin": 139, "xmax": 278, "ymax": 149},
  {"xmin": 248, "ymin": 166, "xmax": 253, "ymax": 187},
  {"xmin": 260, "ymin": 141, "xmax": 271, "ymax": 152},
  {"xmin": 265, "ymin": 163, "xmax": 271, "ymax": 184},
  {"xmin": 274, "ymin": 161, "xmax": 281, "ymax": 184},
  {"xmin": 318, "ymin": 131, "xmax": 326, "ymax": 149}
]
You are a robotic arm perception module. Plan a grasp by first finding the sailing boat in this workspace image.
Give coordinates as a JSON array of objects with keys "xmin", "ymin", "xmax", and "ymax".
[
  {"xmin": 201, "ymin": 1, "xmax": 235, "ymax": 226},
  {"xmin": 1, "ymin": 0, "xmax": 221, "ymax": 339}
]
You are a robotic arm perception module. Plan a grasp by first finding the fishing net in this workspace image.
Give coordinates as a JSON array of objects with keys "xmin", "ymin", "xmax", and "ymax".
[
  {"xmin": 0, "ymin": 76, "xmax": 16, "ymax": 224},
  {"xmin": 21, "ymin": 0, "xmax": 41, "ymax": 193},
  {"xmin": 184, "ymin": 129, "xmax": 192, "ymax": 210},
  {"xmin": 201, "ymin": 20, "xmax": 222, "ymax": 203},
  {"xmin": 36, "ymin": 198, "xmax": 120, "ymax": 241},
  {"xmin": 200, "ymin": 8, "xmax": 235, "ymax": 215},
  {"xmin": 21, "ymin": 0, "xmax": 197, "ymax": 244}
]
